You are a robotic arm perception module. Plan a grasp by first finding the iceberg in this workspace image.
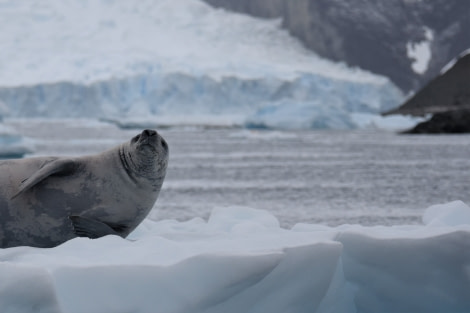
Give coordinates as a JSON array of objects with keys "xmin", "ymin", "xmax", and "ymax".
[
  {"xmin": 0, "ymin": 124, "xmax": 32, "ymax": 158},
  {"xmin": 0, "ymin": 102, "xmax": 33, "ymax": 158},
  {"xmin": 1, "ymin": 201, "xmax": 469, "ymax": 313},
  {"xmin": 0, "ymin": 0, "xmax": 404, "ymax": 130}
]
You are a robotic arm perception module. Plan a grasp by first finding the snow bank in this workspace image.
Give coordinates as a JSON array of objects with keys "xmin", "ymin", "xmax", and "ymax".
[
  {"xmin": 1, "ymin": 202, "xmax": 469, "ymax": 313},
  {"xmin": 406, "ymin": 27, "xmax": 434, "ymax": 75},
  {"xmin": 0, "ymin": 0, "xmax": 404, "ymax": 130}
]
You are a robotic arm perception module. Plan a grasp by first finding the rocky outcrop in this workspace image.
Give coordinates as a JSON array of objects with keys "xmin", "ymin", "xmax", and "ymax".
[
  {"xmin": 384, "ymin": 51, "xmax": 470, "ymax": 116},
  {"xmin": 403, "ymin": 110, "xmax": 470, "ymax": 134},
  {"xmin": 203, "ymin": 0, "xmax": 470, "ymax": 92},
  {"xmin": 388, "ymin": 51, "xmax": 470, "ymax": 133},
  {"xmin": 404, "ymin": 110, "xmax": 470, "ymax": 134}
]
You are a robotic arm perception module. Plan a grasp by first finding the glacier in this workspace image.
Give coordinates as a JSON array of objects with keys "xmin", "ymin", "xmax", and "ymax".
[
  {"xmin": 0, "ymin": 201, "xmax": 469, "ymax": 313},
  {"xmin": 0, "ymin": 0, "xmax": 409, "ymax": 130},
  {"xmin": 0, "ymin": 72, "xmax": 406, "ymax": 130}
]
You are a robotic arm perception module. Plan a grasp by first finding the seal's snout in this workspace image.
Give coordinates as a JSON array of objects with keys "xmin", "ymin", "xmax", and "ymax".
[
  {"xmin": 138, "ymin": 129, "xmax": 168, "ymax": 153},
  {"xmin": 142, "ymin": 129, "xmax": 157, "ymax": 137},
  {"xmin": 139, "ymin": 129, "xmax": 158, "ymax": 145}
]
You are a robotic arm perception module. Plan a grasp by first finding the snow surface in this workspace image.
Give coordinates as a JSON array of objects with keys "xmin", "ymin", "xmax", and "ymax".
[
  {"xmin": 0, "ymin": 0, "xmax": 386, "ymax": 86},
  {"xmin": 407, "ymin": 27, "xmax": 434, "ymax": 75},
  {"xmin": 0, "ymin": 0, "xmax": 405, "ymax": 130},
  {"xmin": 0, "ymin": 201, "xmax": 469, "ymax": 313}
]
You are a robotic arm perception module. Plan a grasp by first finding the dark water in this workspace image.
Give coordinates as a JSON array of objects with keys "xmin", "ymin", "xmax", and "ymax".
[{"xmin": 8, "ymin": 119, "xmax": 470, "ymax": 228}]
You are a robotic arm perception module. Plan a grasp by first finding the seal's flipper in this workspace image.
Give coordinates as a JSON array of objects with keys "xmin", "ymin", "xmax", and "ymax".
[
  {"xmin": 69, "ymin": 215, "xmax": 125, "ymax": 239},
  {"xmin": 11, "ymin": 159, "xmax": 78, "ymax": 199}
]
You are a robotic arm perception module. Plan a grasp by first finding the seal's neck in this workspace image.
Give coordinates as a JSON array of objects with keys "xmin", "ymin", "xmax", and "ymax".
[
  {"xmin": 119, "ymin": 144, "xmax": 140, "ymax": 184},
  {"xmin": 118, "ymin": 144, "xmax": 164, "ymax": 186}
]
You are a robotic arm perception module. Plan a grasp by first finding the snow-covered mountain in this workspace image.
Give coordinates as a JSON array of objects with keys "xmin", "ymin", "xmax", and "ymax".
[
  {"xmin": 203, "ymin": 0, "xmax": 470, "ymax": 92},
  {"xmin": 385, "ymin": 50, "xmax": 470, "ymax": 133},
  {"xmin": 0, "ymin": 0, "xmax": 405, "ymax": 129},
  {"xmin": 386, "ymin": 49, "xmax": 470, "ymax": 116}
]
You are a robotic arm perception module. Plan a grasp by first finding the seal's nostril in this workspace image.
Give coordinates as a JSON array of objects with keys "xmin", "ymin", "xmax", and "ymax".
[{"xmin": 143, "ymin": 129, "xmax": 157, "ymax": 137}]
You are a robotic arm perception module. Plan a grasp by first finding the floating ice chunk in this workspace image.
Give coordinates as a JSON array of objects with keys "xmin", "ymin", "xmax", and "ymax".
[
  {"xmin": 337, "ymin": 229, "xmax": 470, "ymax": 313},
  {"xmin": 0, "ymin": 123, "xmax": 33, "ymax": 158},
  {"xmin": 0, "ymin": 264, "xmax": 61, "ymax": 313},
  {"xmin": 53, "ymin": 253, "xmax": 284, "ymax": 313},
  {"xmin": 350, "ymin": 112, "xmax": 427, "ymax": 131},
  {"xmin": 423, "ymin": 200, "xmax": 470, "ymax": 227},
  {"xmin": 207, "ymin": 206, "xmax": 281, "ymax": 233},
  {"xmin": 1, "ymin": 203, "xmax": 469, "ymax": 313}
]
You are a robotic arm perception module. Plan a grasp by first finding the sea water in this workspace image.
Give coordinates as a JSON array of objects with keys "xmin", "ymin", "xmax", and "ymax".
[{"xmin": 7, "ymin": 118, "xmax": 470, "ymax": 228}]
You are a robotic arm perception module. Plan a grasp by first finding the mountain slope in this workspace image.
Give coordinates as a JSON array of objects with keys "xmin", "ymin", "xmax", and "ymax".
[
  {"xmin": 203, "ymin": 0, "xmax": 470, "ymax": 92},
  {"xmin": 385, "ymin": 50, "xmax": 470, "ymax": 116}
]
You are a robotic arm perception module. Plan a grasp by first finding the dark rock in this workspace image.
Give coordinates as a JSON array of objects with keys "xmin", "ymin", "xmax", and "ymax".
[
  {"xmin": 384, "ymin": 51, "xmax": 470, "ymax": 116},
  {"xmin": 385, "ymin": 50, "xmax": 470, "ymax": 134},
  {"xmin": 403, "ymin": 110, "xmax": 470, "ymax": 134}
]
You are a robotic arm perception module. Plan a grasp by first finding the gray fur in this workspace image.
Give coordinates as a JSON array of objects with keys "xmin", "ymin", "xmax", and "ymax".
[{"xmin": 0, "ymin": 129, "xmax": 168, "ymax": 248}]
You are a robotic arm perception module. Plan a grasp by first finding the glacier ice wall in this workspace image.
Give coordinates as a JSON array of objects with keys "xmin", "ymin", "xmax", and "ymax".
[{"xmin": 0, "ymin": 71, "xmax": 403, "ymax": 129}]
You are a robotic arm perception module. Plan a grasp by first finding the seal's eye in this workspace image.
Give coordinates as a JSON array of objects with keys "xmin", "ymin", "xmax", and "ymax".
[{"xmin": 132, "ymin": 135, "xmax": 140, "ymax": 143}]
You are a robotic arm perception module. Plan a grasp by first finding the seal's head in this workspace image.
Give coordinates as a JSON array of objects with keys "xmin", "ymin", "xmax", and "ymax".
[{"xmin": 122, "ymin": 129, "xmax": 169, "ymax": 183}]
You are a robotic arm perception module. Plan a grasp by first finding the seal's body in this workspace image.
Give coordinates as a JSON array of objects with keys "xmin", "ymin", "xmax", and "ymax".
[{"xmin": 0, "ymin": 129, "xmax": 168, "ymax": 248}]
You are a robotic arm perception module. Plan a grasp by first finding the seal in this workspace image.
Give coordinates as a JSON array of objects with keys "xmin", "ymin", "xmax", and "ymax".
[{"xmin": 0, "ymin": 129, "xmax": 168, "ymax": 248}]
